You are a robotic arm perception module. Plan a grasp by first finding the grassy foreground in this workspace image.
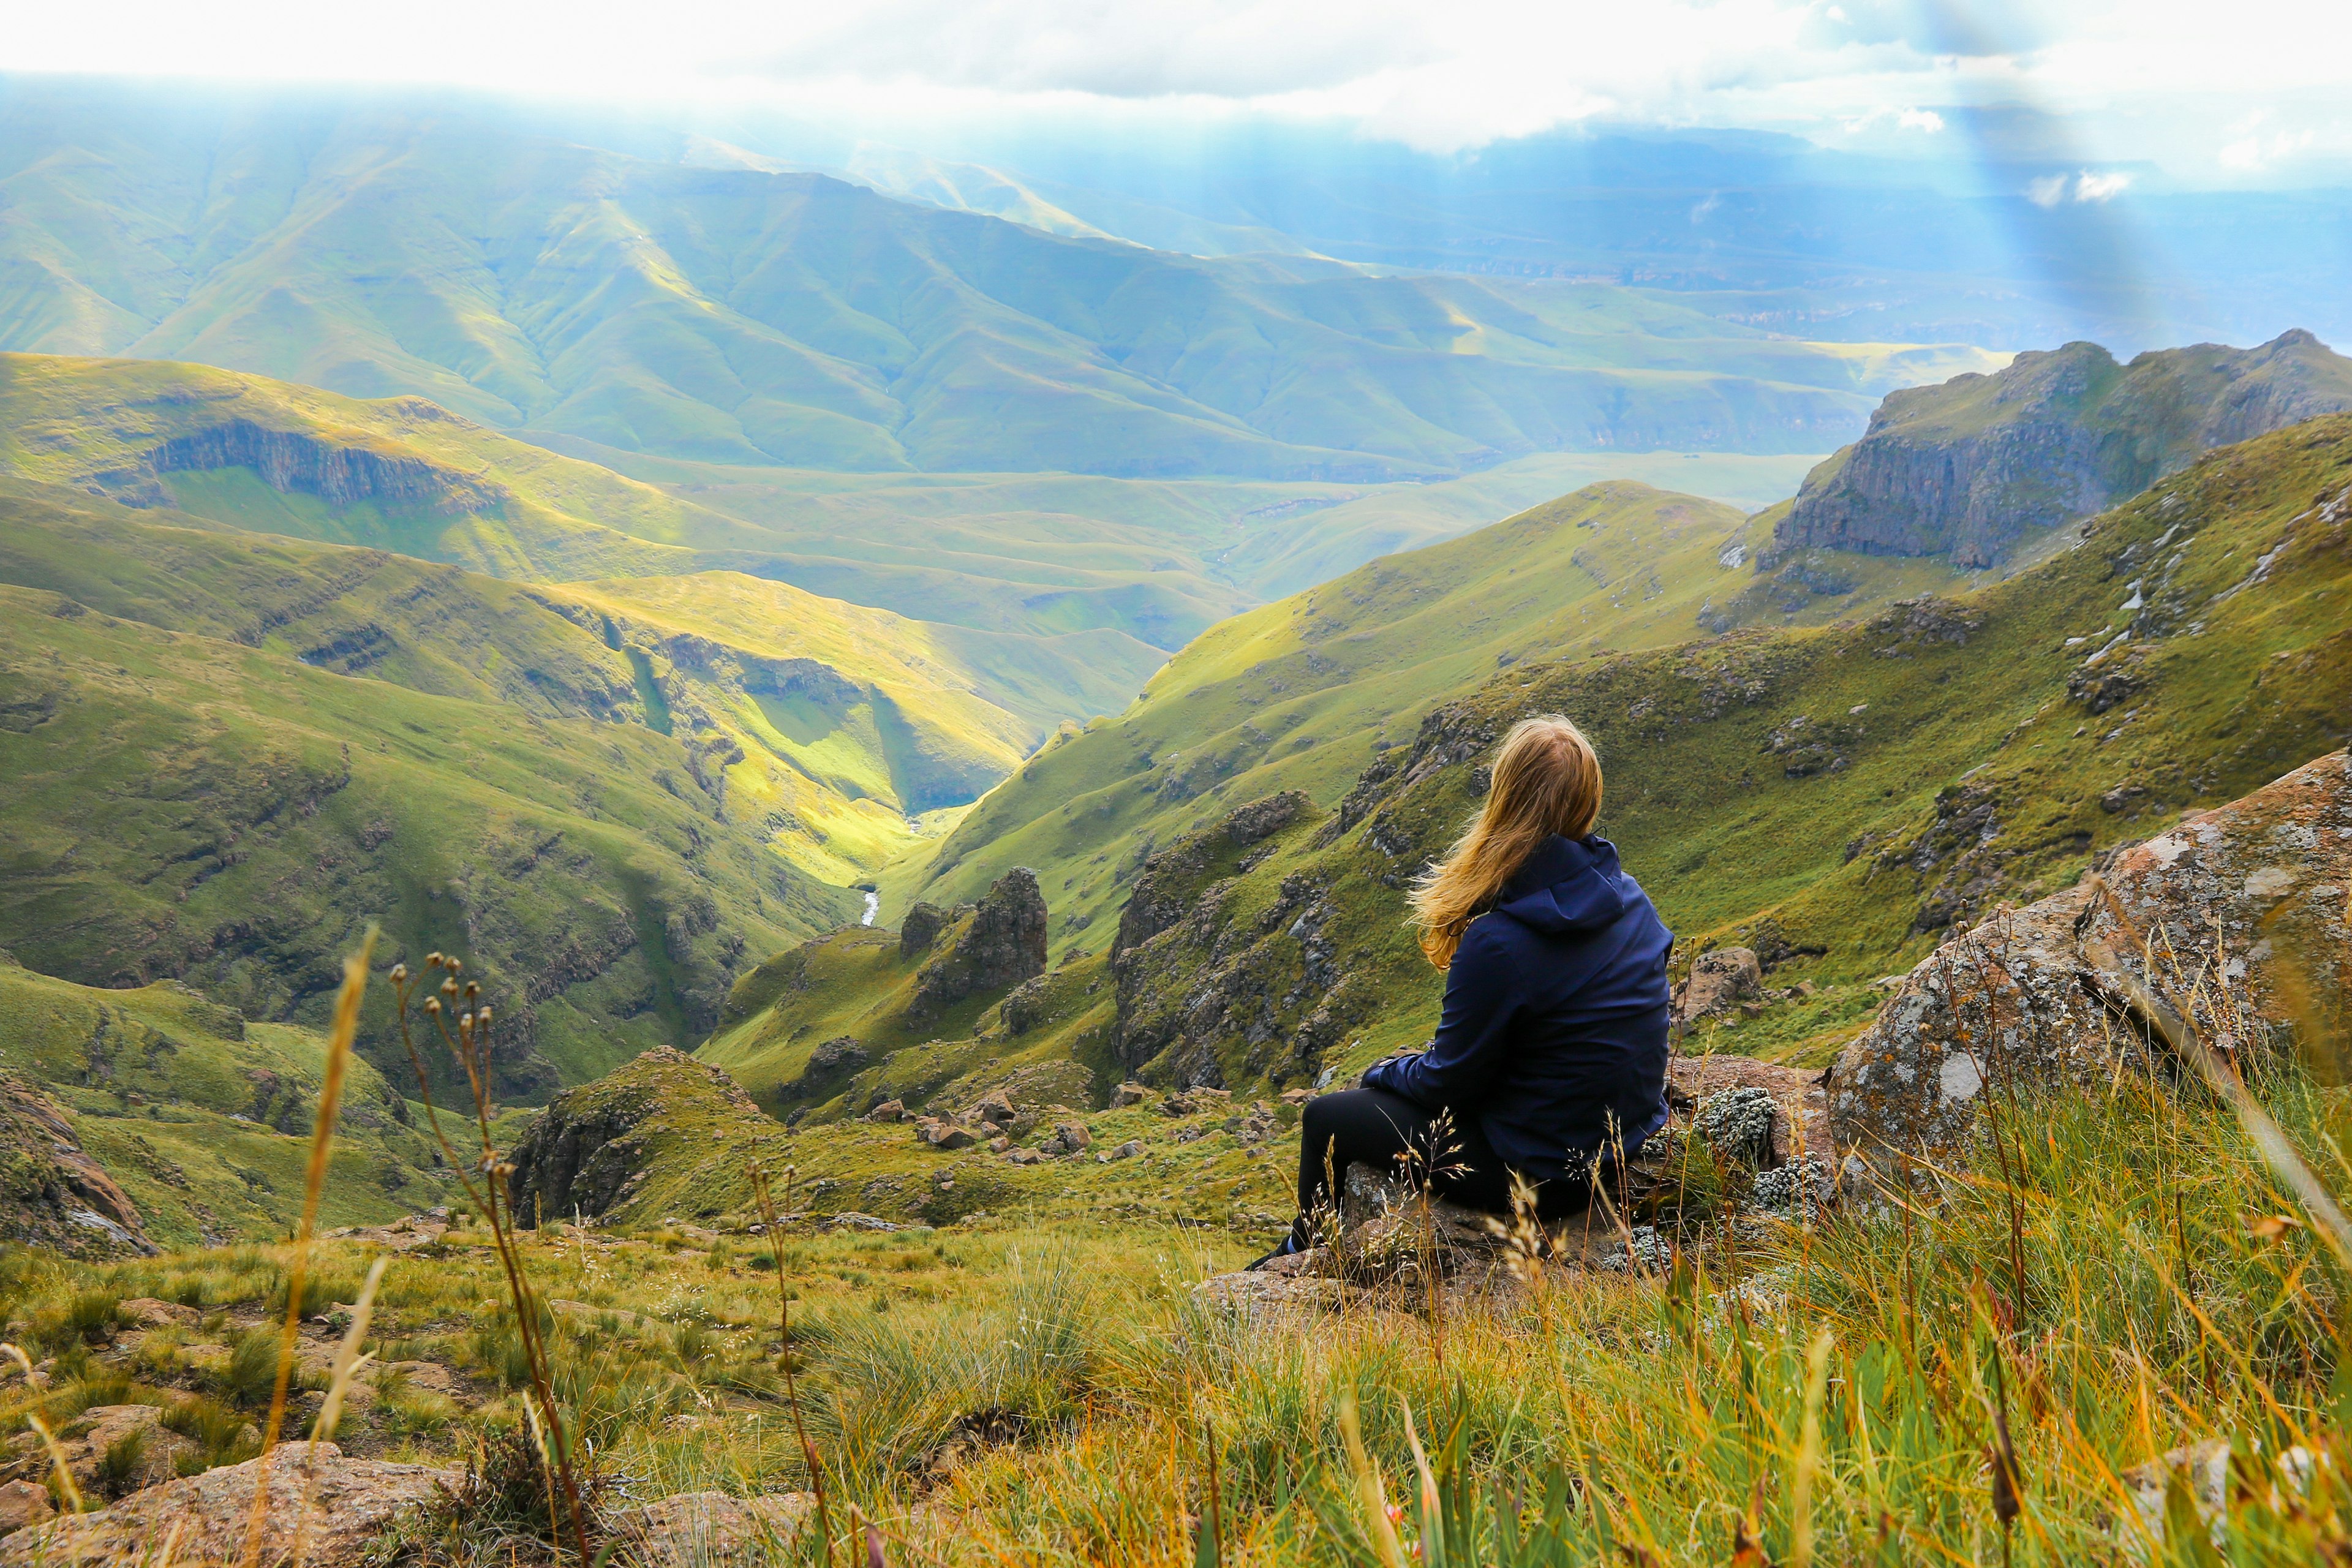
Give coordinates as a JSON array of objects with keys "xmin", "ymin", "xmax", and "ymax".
[{"xmin": 5, "ymin": 1042, "xmax": 2349, "ymax": 1565}]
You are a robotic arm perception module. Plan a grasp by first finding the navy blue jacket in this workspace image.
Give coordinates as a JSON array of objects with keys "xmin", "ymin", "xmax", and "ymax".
[{"xmin": 1361, "ymin": 834, "xmax": 1673, "ymax": 1180}]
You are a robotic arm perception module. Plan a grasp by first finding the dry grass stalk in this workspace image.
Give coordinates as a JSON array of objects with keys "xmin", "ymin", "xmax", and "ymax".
[
  {"xmin": 751, "ymin": 1164, "xmax": 834, "ymax": 1568},
  {"xmin": 289, "ymin": 1254, "xmax": 390, "ymax": 1564},
  {"xmin": 1789, "ymin": 1326, "xmax": 1834, "ymax": 1568},
  {"xmin": 239, "ymin": 926, "xmax": 374, "ymax": 1568},
  {"xmin": 1336, "ymin": 1392, "xmax": 1404, "ymax": 1568},
  {"xmin": 390, "ymin": 950, "xmax": 594, "ymax": 1563},
  {"xmin": 2084, "ymin": 876, "xmax": 2352, "ymax": 1267},
  {"xmin": 0, "ymin": 1343, "xmax": 78, "ymax": 1517}
]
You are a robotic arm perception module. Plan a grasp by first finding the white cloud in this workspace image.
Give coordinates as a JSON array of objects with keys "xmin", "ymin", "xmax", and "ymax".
[
  {"xmin": 2026, "ymin": 168, "xmax": 2135, "ymax": 205},
  {"xmin": 2071, "ymin": 168, "xmax": 2132, "ymax": 202},
  {"xmin": 0, "ymin": 0, "xmax": 2346, "ymax": 173}
]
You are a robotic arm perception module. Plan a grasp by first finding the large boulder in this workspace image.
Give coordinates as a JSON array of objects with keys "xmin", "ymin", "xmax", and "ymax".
[
  {"xmin": 907, "ymin": 869, "xmax": 1048, "ymax": 1020},
  {"xmin": 0, "ymin": 1444, "xmax": 458, "ymax": 1568},
  {"xmin": 1828, "ymin": 749, "xmax": 2351, "ymax": 1163},
  {"xmin": 1672, "ymin": 946, "xmax": 1763, "ymax": 1028}
]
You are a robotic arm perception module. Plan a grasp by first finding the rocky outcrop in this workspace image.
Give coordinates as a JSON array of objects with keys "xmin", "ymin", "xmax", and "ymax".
[
  {"xmin": 906, "ymin": 870, "xmax": 1047, "ymax": 1020},
  {"xmin": 1828, "ymin": 749, "xmax": 2351, "ymax": 1163},
  {"xmin": 507, "ymin": 1047, "xmax": 778, "ymax": 1226},
  {"xmin": 0, "ymin": 1406, "xmax": 195, "ymax": 1500},
  {"xmin": 0, "ymin": 1074, "xmax": 153, "ymax": 1259},
  {"xmin": 1109, "ymin": 794, "xmax": 1344, "ymax": 1087},
  {"xmin": 1773, "ymin": 331, "xmax": 2352, "ymax": 567},
  {"xmin": 0, "ymin": 1444, "xmax": 459, "ymax": 1568},
  {"xmin": 899, "ymin": 902, "xmax": 950, "ymax": 957},
  {"xmin": 1114, "ymin": 790, "xmax": 1313, "ymax": 960}
]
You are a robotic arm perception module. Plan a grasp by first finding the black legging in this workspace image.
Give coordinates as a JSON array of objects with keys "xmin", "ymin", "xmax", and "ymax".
[{"xmin": 1289, "ymin": 1087, "xmax": 1593, "ymax": 1249}]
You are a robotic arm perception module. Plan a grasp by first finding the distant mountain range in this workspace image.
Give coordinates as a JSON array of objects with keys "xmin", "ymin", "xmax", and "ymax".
[{"xmin": 0, "ymin": 78, "xmax": 2002, "ymax": 481}]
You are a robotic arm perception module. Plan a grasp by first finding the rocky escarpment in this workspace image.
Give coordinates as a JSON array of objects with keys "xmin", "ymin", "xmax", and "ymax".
[
  {"xmin": 136, "ymin": 418, "xmax": 504, "ymax": 514},
  {"xmin": 0, "ymin": 1074, "xmax": 154, "ymax": 1258},
  {"xmin": 907, "ymin": 869, "xmax": 1049, "ymax": 1021},
  {"xmin": 507, "ymin": 1047, "xmax": 786, "ymax": 1226},
  {"xmin": 1828, "ymin": 748, "xmax": 2350, "ymax": 1163},
  {"xmin": 1773, "ymin": 331, "xmax": 2352, "ymax": 567},
  {"xmin": 1110, "ymin": 792, "xmax": 1350, "ymax": 1087}
]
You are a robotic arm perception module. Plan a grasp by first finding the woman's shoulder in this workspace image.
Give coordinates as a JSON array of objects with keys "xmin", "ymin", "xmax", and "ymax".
[{"xmin": 1456, "ymin": 909, "xmax": 1523, "ymax": 961}]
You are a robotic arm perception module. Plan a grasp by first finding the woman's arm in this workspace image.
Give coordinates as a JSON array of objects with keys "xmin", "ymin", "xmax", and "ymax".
[{"xmin": 1359, "ymin": 922, "xmax": 1518, "ymax": 1112}]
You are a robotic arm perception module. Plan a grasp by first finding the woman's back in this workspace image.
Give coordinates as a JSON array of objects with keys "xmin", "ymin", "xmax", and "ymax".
[{"xmin": 1363, "ymin": 832, "xmax": 1672, "ymax": 1179}]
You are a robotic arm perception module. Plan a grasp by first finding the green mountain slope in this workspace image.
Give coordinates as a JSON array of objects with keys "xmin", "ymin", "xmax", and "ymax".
[
  {"xmin": 0, "ymin": 88, "xmax": 1998, "ymax": 481},
  {"xmin": 0, "ymin": 569, "xmax": 846, "ymax": 1101},
  {"xmin": 0, "ymin": 959, "xmax": 451, "ymax": 1248},
  {"xmin": 1101, "ymin": 413, "xmax": 2352, "ymax": 1091},
  {"xmin": 721, "ymin": 412, "xmax": 2352, "ymax": 1150},
  {"xmin": 895, "ymin": 481, "xmax": 1977, "ymax": 951},
  {"xmin": 0, "ymin": 470, "xmax": 1137, "ymax": 880}
]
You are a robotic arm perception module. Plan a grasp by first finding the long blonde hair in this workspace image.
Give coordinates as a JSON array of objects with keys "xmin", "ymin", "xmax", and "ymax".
[{"xmin": 1407, "ymin": 715, "xmax": 1603, "ymax": 968}]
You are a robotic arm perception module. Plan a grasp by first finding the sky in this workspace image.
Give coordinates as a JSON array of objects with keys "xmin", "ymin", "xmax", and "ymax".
[{"xmin": 9, "ymin": 0, "xmax": 2351, "ymax": 181}]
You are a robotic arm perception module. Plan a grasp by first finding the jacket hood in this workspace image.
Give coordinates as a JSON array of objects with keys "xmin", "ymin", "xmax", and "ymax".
[{"xmin": 1493, "ymin": 835, "xmax": 1630, "ymax": 935}]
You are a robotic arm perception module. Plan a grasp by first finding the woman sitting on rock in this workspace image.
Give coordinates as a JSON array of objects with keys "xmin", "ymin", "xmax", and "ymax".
[{"xmin": 1257, "ymin": 714, "xmax": 1673, "ymax": 1266}]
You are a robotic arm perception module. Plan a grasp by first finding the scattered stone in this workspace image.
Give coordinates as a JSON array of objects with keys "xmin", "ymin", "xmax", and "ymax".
[
  {"xmin": 58, "ymin": 1405, "xmax": 197, "ymax": 1494},
  {"xmin": 317, "ymin": 1213, "xmax": 451, "ymax": 1251},
  {"xmin": 118, "ymin": 1297, "xmax": 199, "ymax": 1330},
  {"xmin": 826, "ymin": 1213, "xmax": 899, "ymax": 1232},
  {"xmin": 1673, "ymin": 948, "xmax": 1763, "ymax": 1028},
  {"xmin": 0, "ymin": 1444, "xmax": 457, "ymax": 1568},
  {"xmin": 0, "ymin": 1482, "xmax": 51, "ymax": 1539},
  {"xmin": 2120, "ymin": 1439, "xmax": 2229, "ymax": 1548},
  {"xmin": 1224, "ymin": 1104, "xmax": 1278, "ymax": 1145},
  {"xmin": 987, "ymin": 1135, "xmax": 1011, "ymax": 1154},
  {"xmin": 973, "ymin": 1090, "xmax": 1017, "ymax": 1128},
  {"xmin": 614, "ymin": 1490, "xmax": 816, "ymax": 1567},
  {"xmin": 865, "ymin": 1099, "xmax": 905, "ymax": 1123},
  {"xmin": 1279, "ymin": 1087, "xmax": 1313, "ymax": 1107},
  {"xmin": 1039, "ymin": 1121, "xmax": 1091, "ymax": 1156},
  {"xmin": 1006, "ymin": 1148, "xmax": 1044, "ymax": 1166},
  {"xmin": 917, "ymin": 1120, "xmax": 976, "ymax": 1152},
  {"xmin": 1106, "ymin": 1140, "xmax": 1142, "ymax": 1162},
  {"xmin": 1111, "ymin": 1082, "xmax": 1149, "ymax": 1107}
]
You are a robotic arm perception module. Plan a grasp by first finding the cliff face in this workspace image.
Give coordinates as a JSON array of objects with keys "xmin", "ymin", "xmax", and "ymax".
[
  {"xmin": 1773, "ymin": 331, "xmax": 2352, "ymax": 567},
  {"xmin": 142, "ymin": 419, "xmax": 504, "ymax": 514}
]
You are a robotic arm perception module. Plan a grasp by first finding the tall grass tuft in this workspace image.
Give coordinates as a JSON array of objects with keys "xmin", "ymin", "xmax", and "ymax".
[{"xmin": 391, "ymin": 950, "xmax": 595, "ymax": 1563}]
